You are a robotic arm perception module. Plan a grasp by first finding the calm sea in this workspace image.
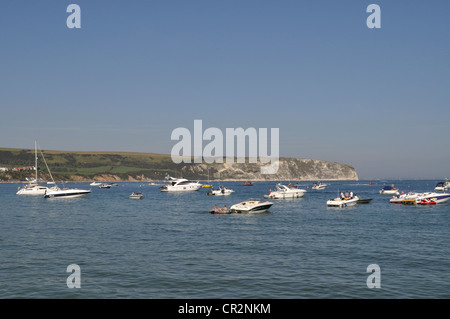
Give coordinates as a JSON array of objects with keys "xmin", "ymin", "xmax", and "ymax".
[{"xmin": 0, "ymin": 180, "xmax": 449, "ymax": 298}]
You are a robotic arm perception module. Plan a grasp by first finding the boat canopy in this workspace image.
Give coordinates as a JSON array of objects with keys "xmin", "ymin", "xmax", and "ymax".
[{"xmin": 382, "ymin": 186, "xmax": 395, "ymax": 190}]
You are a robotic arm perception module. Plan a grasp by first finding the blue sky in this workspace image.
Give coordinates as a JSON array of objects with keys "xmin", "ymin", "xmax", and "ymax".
[{"xmin": 0, "ymin": 0, "xmax": 449, "ymax": 179}]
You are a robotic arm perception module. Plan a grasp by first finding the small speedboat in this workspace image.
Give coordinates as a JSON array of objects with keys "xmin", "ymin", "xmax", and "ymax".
[
  {"xmin": 357, "ymin": 198, "xmax": 373, "ymax": 204},
  {"xmin": 229, "ymin": 199, "xmax": 273, "ymax": 213},
  {"xmin": 379, "ymin": 185, "xmax": 399, "ymax": 194},
  {"xmin": 207, "ymin": 186, "xmax": 235, "ymax": 196},
  {"xmin": 242, "ymin": 181, "xmax": 253, "ymax": 186},
  {"xmin": 99, "ymin": 183, "xmax": 112, "ymax": 189},
  {"xmin": 327, "ymin": 196, "xmax": 359, "ymax": 208},
  {"xmin": 129, "ymin": 192, "xmax": 143, "ymax": 199},
  {"xmin": 312, "ymin": 182, "xmax": 327, "ymax": 190},
  {"xmin": 90, "ymin": 181, "xmax": 101, "ymax": 186},
  {"xmin": 264, "ymin": 183, "xmax": 306, "ymax": 199}
]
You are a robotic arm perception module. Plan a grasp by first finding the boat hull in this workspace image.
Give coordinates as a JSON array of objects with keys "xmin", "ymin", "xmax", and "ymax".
[
  {"xmin": 44, "ymin": 189, "xmax": 91, "ymax": 199},
  {"xmin": 327, "ymin": 197, "xmax": 359, "ymax": 208},
  {"xmin": 229, "ymin": 201, "xmax": 273, "ymax": 213}
]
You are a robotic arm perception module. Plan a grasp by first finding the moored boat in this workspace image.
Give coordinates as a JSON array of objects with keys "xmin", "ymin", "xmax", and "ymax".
[
  {"xmin": 379, "ymin": 185, "xmax": 399, "ymax": 194},
  {"xmin": 160, "ymin": 177, "xmax": 202, "ymax": 192},
  {"xmin": 312, "ymin": 182, "xmax": 327, "ymax": 190},
  {"xmin": 129, "ymin": 192, "xmax": 143, "ymax": 199},
  {"xmin": 207, "ymin": 186, "xmax": 234, "ymax": 196},
  {"xmin": 44, "ymin": 187, "xmax": 91, "ymax": 199},
  {"xmin": 327, "ymin": 196, "xmax": 359, "ymax": 208},
  {"xmin": 229, "ymin": 199, "xmax": 273, "ymax": 213},
  {"xmin": 264, "ymin": 183, "xmax": 306, "ymax": 199}
]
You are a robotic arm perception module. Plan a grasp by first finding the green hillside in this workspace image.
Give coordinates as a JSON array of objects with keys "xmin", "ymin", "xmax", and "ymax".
[{"xmin": 0, "ymin": 147, "xmax": 183, "ymax": 181}]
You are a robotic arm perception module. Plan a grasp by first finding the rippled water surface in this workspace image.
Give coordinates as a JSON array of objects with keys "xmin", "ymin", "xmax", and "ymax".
[{"xmin": 1, "ymin": 180, "xmax": 449, "ymax": 298}]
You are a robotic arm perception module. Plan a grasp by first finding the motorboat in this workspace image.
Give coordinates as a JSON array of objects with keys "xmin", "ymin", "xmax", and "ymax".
[
  {"xmin": 44, "ymin": 187, "xmax": 91, "ymax": 199},
  {"xmin": 16, "ymin": 141, "xmax": 57, "ymax": 195},
  {"xmin": 242, "ymin": 181, "xmax": 253, "ymax": 186},
  {"xmin": 357, "ymin": 198, "xmax": 373, "ymax": 204},
  {"xmin": 129, "ymin": 192, "xmax": 143, "ymax": 199},
  {"xmin": 208, "ymin": 186, "xmax": 235, "ymax": 196},
  {"xmin": 417, "ymin": 192, "xmax": 450, "ymax": 204},
  {"xmin": 264, "ymin": 183, "xmax": 306, "ymax": 199},
  {"xmin": 90, "ymin": 181, "xmax": 101, "ymax": 186},
  {"xmin": 391, "ymin": 192, "xmax": 450, "ymax": 204},
  {"xmin": 379, "ymin": 185, "xmax": 399, "ymax": 194},
  {"xmin": 389, "ymin": 192, "xmax": 418, "ymax": 204},
  {"xmin": 229, "ymin": 199, "xmax": 273, "ymax": 213},
  {"xmin": 434, "ymin": 179, "xmax": 450, "ymax": 192},
  {"xmin": 327, "ymin": 196, "xmax": 359, "ymax": 208},
  {"xmin": 160, "ymin": 177, "xmax": 202, "ymax": 192},
  {"xmin": 99, "ymin": 183, "xmax": 112, "ymax": 189},
  {"xmin": 312, "ymin": 182, "xmax": 327, "ymax": 190}
]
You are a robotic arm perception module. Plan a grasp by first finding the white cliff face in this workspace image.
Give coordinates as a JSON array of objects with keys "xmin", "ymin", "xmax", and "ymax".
[{"xmin": 181, "ymin": 158, "xmax": 358, "ymax": 181}]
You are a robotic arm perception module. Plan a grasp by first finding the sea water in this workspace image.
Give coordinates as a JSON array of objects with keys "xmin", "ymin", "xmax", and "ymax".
[{"xmin": 0, "ymin": 180, "xmax": 449, "ymax": 298}]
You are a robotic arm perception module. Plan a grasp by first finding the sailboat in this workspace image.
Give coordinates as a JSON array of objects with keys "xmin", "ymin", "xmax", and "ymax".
[
  {"xmin": 16, "ymin": 141, "xmax": 57, "ymax": 195},
  {"xmin": 202, "ymin": 168, "xmax": 212, "ymax": 188}
]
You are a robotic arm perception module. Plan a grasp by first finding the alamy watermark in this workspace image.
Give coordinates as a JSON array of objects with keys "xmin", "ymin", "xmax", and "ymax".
[{"xmin": 170, "ymin": 120, "xmax": 280, "ymax": 174}]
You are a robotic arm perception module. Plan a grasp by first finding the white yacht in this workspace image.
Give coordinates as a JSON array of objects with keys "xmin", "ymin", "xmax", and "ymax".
[
  {"xmin": 434, "ymin": 179, "xmax": 450, "ymax": 192},
  {"xmin": 160, "ymin": 177, "xmax": 202, "ymax": 192},
  {"xmin": 312, "ymin": 182, "xmax": 327, "ymax": 190},
  {"xmin": 44, "ymin": 187, "xmax": 91, "ymax": 199},
  {"xmin": 326, "ymin": 196, "xmax": 359, "ymax": 208},
  {"xmin": 229, "ymin": 199, "xmax": 273, "ymax": 213},
  {"xmin": 264, "ymin": 183, "xmax": 306, "ymax": 199},
  {"xmin": 17, "ymin": 141, "xmax": 57, "ymax": 195},
  {"xmin": 208, "ymin": 186, "xmax": 235, "ymax": 196}
]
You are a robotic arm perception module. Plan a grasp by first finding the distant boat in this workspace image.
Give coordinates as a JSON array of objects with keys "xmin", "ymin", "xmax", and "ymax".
[
  {"xmin": 242, "ymin": 181, "xmax": 253, "ymax": 186},
  {"xmin": 207, "ymin": 186, "xmax": 235, "ymax": 196},
  {"xmin": 129, "ymin": 192, "xmax": 143, "ymax": 199},
  {"xmin": 264, "ymin": 183, "xmax": 306, "ymax": 199},
  {"xmin": 379, "ymin": 185, "xmax": 399, "ymax": 194},
  {"xmin": 99, "ymin": 183, "xmax": 112, "ymax": 189},
  {"xmin": 434, "ymin": 179, "xmax": 450, "ymax": 192},
  {"xmin": 90, "ymin": 181, "xmax": 101, "ymax": 186},
  {"xmin": 16, "ymin": 140, "xmax": 57, "ymax": 196},
  {"xmin": 312, "ymin": 182, "xmax": 327, "ymax": 190},
  {"xmin": 160, "ymin": 177, "xmax": 202, "ymax": 192}
]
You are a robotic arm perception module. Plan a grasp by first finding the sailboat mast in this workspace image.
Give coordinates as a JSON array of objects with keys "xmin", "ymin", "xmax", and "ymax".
[{"xmin": 35, "ymin": 140, "xmax": 38, "ymax": 182}]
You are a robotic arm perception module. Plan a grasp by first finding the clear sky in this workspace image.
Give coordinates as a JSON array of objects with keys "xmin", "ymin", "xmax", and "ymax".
[{"xmin": 0, "ymin": 0, "xmax": 449, "ymax": 179}]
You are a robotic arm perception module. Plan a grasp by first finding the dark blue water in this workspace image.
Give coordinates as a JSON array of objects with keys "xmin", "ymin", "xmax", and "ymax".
[{"xmin": 1, "ymin": 180, "xmax": 449, "ymax": 298}]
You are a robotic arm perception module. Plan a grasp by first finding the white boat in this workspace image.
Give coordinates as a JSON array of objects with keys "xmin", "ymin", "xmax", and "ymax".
[
  {"xmin": 327, "ymin": 196, "xmax": 359, "ymax": 208},
  {"xmin": 264, "ymin": 183, "xmax": 306, "ymax": 199},
  {"xmin": 312, "ymin": 182, "xmax": 327, "ymax": 190},
  {"xmin": 44, "ymin": 187, "xmax": 91, "ymax": 199},
  {"xmin": 434, "ymin": 179, "xmax": 450, "ymax": 192},
  {"xmin": 17, "ymin": 141, "xmax": 57, "ymax": 195},
  {"xmin": 389, "ymin": 192, "xmax": 419, "ymax": 204},
  {"xmin": 160, "ymin": 177, "xmax": 202, "ymax": 192},
  {"xmin": 129, "ymin": 192, "xmax": 143, "ymax": 199},
  {"xmin": 390, "ymin": 192, "xmax": 450, "ymax": 204},
  {"xmin": 379, "ymin": 185, "xmax": 399, "ymax": 194},
  {"xmin": 229, "ymin": 199, "xmax": 273, "ymax": 213},
  {"xmin": 90, "ymin": 181, "xmax": 101, "ymax": 186},
  {"xmin": 208, "ymin": 186, "xmax": 235, "ymax": 196},
  {"xmin": 99, "ymin": 183, "xmax": 112, "ymax": 189}
]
